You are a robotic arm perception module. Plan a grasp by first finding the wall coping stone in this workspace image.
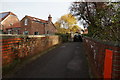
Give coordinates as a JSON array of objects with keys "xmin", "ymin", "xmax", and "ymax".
[
  {"xmin": 0, "ymin": 34, "xmax": 58, "ymax": 38},
  {"xmin": 83, "ymin": 36, "xmax": 120, "ymax": 47}
]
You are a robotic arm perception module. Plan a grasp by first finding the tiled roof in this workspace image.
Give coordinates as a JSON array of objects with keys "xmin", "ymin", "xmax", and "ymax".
[
  {"xmin": 84, "ymin": 29, "xmax": 88, "ymax": 31},
  {"xmin": 26, "ymin": 16, "xmax": 48, "ymax": 24},
  {"xmin": 0, "ymin": 12, "xmax": 16, "ymax": 22}
]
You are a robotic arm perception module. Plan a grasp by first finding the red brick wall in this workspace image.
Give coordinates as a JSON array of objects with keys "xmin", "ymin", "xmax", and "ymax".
[
  {"xmin": 2, "ymin": 38, "xmax": 21, "ymax": 65},
  {"xmin": 20, "ymin": 17, "xmax": 45, "ymax": 35},
  {"xmin": 45, "ymin": 22, "xmax": 57, "ymax": 34},
  {"xmin": 31, "ymin": 21, "xmax": 45, "ymax": 34},
  {"xmin": 1, "ymin": 35, "xmax": 60, "ymax": 66},
  {"xmin": 83, "ymin": 37, "xmax": 120, "ymax": 78},
  {"xmin": 20, "ymin": 17, "xmax": 31, "ymax": 34}
]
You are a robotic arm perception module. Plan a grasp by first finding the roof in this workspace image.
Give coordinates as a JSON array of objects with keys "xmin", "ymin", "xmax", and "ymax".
[
  {"xmin": 6, "ymin": 22, "xmax": 21, "ymax": 29},
  {"xmin": 26, "ymin": 16, "xmax": 48, "ymax": 24},
  {"xmin": 84, "ymin": 29, "xmax": 88, "ymax": 31},
  {"xmin": 83, "ymin": 29, "xmax": 88, "ymax": 34},
  {"xmin": 0, "ymin": 12, "xmax": 16, "ymax": 22}
]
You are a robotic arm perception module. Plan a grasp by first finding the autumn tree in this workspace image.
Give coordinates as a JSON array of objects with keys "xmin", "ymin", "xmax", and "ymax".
[
  {"xmin": 70, "ymin": 25, "xmax": 81, "ymax": 33},
  {"xmin": 70, "ymin": 2, "xmax": 120, "ymax": 42},
  {"xmin": 55, "ymin": 14, "xmax": 81, "ymax": 34}
]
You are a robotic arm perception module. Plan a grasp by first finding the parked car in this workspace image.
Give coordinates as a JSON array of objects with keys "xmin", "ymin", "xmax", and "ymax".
[{"xmin": 73, "ymin": 34, "xmax": 83, "ymax": 42}]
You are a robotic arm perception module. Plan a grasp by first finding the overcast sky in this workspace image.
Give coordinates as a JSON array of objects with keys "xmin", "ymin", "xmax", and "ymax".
[
  {"xmin": 0, "ymin": 1, "xmax": 73, "ymax": 22},
  {"xmin": 0, "ymin": 0, "xmax": 76, "ymax": 22},
  {"xmin": 0, "ymin": 2, "xmax": 70, "ymax": 21},
  {"xmin": 0, "ymin": 0, "xmax": 86, "ymax": 29},
  {"xmin": 0, "ymin": 0, "xmax": 118, "ymax": 29}
]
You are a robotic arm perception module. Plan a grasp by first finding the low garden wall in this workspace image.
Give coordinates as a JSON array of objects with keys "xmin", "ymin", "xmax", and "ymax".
[
  {"xmin": 83, "ymin": 36, "xmax": 120, "ymax": 78},
  {"xmin": 1, "ymin": 34, "xmax": 60, "ymax": 66}
]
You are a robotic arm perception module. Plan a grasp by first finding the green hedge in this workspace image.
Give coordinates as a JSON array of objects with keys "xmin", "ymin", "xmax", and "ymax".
[{"xmin": 55, "ymin": 33, "xmax": 69, "ymax": 42}]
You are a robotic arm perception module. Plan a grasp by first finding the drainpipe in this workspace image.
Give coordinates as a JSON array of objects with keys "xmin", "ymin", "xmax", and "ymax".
[{"xmin": 44, "ymin": 23, "xmax": 46, "ymax": 35}]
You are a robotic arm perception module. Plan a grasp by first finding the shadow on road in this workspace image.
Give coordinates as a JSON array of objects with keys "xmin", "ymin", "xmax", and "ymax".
[{"xmin": 4, "ymin": 42, "xmax": 90, "ymax": 78}]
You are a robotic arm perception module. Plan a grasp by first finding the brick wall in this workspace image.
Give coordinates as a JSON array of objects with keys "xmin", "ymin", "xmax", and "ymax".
[
  {"xmin": 1, "ymin": 34, "xmax": 60, "ymax": 66},
  {"xmin": 20, "ymin": 17, "xmax": 45, "ymax": 35},
  {"xmin": 20, "ymin": 17, "xmax": 31, "ymax": 34},
  {"xmin": 31, "ymin": 21, "xmax": 45, "ymax": 34},
  {"xmin": 20, "ymin": 16, "xmax": 57, "ymax": 35},
  {"xmin": 83, "ymin": 37, "xmax": 120, "ymax": 78},
  {"xmin": 45, "ymin": 22, "xmax": 57, "ymax": 34},
  {"xmin": 2, "ymin": 15, "xmax": 19, "ymax": 31}
]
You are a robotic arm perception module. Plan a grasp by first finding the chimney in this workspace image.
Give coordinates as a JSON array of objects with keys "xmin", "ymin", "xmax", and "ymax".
[{"xmin": 48, "ymin": 14, "xmax": 52, "ymax": 22}]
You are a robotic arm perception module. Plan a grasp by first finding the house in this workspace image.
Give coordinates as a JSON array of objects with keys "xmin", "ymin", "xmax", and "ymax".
[
  {"xmin": 83, "ymin": 29, "xmax": 88, "ymax": 34},
  {"xmin": 45, "ymin": 14, "xmax": 57, "ymax": 34},
  {"xmin": 0, "ymin": 12, "xmax": 20, "ymax": 34},
  {"xmin": 20, "ymin": 15, "xmax": 57, "ymax": 35},
  {"xmin": 80, "ymin": 28, "xmax": 88, "ymax": 34}
]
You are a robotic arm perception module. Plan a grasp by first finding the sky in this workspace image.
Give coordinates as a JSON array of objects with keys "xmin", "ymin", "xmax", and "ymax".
[
  {"xmin": 0, "ymin": 0, "xmax": 76, "ymax": 22},
  {"xmin": 0, "ymin": 0, "xmax": 86, "ymax": 29},
  {"xmin": 0, "ymin": 0, "xmax": 118, "ymax": 29},
  {"xmin": 0, "ymin": 2, "xmax": 71, "ymax": 22}
]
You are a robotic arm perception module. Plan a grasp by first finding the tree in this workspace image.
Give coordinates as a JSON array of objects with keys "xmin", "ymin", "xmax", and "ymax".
[
  {"xmin": 70, "ymin": 2, "xmax": 120, "ymax": 42},
  {"xmin": 54, "ymin": 13, "xmax": 81, "ymax": 34},
  {"xmin": 70, "ymin": 25, "xmax": 81, "ymax": 33}
]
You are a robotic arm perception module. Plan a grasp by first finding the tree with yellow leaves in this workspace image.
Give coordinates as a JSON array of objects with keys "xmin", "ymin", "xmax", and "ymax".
[{"xmin": 54, "ymin": 13, "xmax": 80, "ymax": 34}]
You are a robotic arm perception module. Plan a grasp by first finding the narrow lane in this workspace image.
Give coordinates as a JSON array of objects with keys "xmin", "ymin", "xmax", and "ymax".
[{"xmin": 8, "ymin": 42, "xmax": 89, "ymax": 78}]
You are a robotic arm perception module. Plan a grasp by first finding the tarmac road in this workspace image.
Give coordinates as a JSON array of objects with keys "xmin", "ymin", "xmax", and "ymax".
[{"xmin": 6, "ymin": 42, "xmax": 90, "ymax": 78}]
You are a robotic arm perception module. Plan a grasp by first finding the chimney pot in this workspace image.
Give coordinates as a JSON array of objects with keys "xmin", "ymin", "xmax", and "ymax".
[{"xmin": 48, "ymin": 14, "xmax": 52, "ymax": 22}]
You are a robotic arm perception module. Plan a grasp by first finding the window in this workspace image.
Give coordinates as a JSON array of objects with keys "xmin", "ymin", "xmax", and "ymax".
[
  {"xmin": 0, "ymin": 30, "xmax": 3, "ymax": 34},
  {"xmin": 8, "ymin": 29, "xmax": 12, "ymax": 34},
  {"xmin": 23, "ymin": 31, "xmax": 29, "ymax": 35},
  {"xmin": 10, "ymin": 23, "xmax": 13, "ymax": 26},
  {"xmin": 12, "ymin": 28, "xmax": 19, "ymax": 34},
  {"xmin": 24, "ymin": 19, "xmax": 28, "ymax": 25},
  {"xmin": 15, "ymin": 30, "xmax": 19, "ymax": 34},
  {"xmin": 34, "ymin": 32, "xmax": 39, "ymax": 35},
  {"xmin": 47, "ymin": 31, "xmax": 49, "ymax": 34}
]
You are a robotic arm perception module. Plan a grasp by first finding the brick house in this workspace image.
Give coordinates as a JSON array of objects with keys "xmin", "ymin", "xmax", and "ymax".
[
  {"xmin": 81, "ymin": 28, "xmax": 88, "ymax": 34},
  {"xmin": 0, "ymin": 12, "xmax": 20, "ymax": 34},
  {"xmin": 45, "ymin": 15, "xmax": 57, "ymax": 34},
  {"xmin": 20, "ymin": 15, "xmax": 57, "ymax": 35}
]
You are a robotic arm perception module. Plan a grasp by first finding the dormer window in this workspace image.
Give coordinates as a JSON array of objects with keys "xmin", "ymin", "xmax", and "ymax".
[{"xmin": 24, "ymin": 19, "xmax": 28, "ymax": 25}]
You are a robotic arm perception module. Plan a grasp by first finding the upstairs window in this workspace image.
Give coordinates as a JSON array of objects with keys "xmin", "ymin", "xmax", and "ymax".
[
  {"xmin": 24, "ymin": 19, "xmax": 28, "ymax": 25},
  {"xmin": 10, "ymin": 23, "xmax": 13, "ymax": 26}
]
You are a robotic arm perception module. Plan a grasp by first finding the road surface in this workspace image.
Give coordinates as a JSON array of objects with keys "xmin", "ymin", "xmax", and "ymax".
[{"xmin": 5, "ymin": 42, "xmax": 90, "ymax": 78}]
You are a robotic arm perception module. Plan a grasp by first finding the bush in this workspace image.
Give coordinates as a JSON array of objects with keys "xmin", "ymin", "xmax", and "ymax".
[{"xmin": 55, "ymin": 33, "xmax": 69, "ymax": 42}]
